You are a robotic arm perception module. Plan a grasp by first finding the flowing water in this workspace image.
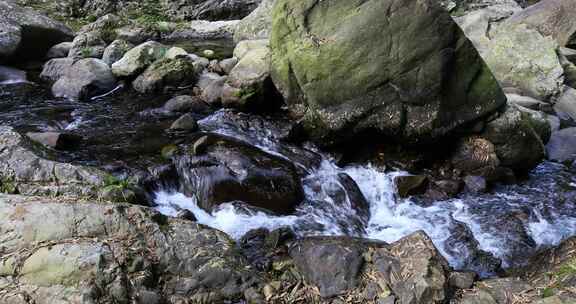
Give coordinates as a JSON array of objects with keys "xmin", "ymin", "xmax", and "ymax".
[{"xmin": 2, "ymin": 77, "xmax": 576, "ymax": 277}]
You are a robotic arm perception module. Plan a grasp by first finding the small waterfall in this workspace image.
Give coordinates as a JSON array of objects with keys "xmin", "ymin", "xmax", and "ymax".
[{"xmin": 153, "ymin": 110, "xmax": 576, "ymax": 275}]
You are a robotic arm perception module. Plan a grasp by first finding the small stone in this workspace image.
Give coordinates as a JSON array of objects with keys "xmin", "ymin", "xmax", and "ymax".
[
  {"xmin": 219, "ymin": 57, "xmax": 239, "ymax": 74},
  {"xmin": 176, "ymin": 209, "xmax": 197, "ymax": 222},
  {"xmin": 169, "ymin": 114, "xmax": 198, "ymax": 131},
  {"xmin": 464, "ymin": 175, "xmax": 487, "ymax": 194},
  {"xmin": 377, "ymin": 296, "xmax": 396, "ymax": 304},
  {"xmin": 164, "ymin": 95, "xmax": 210, "ymax": 113},
  {"xmin": 192, "ymin": 136, "xmax": 210, "ymax": 155},
  {"xmin": 449, "ymin": 271, "xmax": 476, "ymax": 289},
  {"xmin": 165, "ymin": 47, "xmax": 188, "ymax": 59},
  {"xmin": 394, "ymin": 175, "xmax": 429, "ymax": 198}
]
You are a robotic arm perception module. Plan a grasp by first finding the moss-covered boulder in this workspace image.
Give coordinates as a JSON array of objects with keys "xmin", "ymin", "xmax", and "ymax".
[
  {"xmin": 111, "ymin": 41, "xmax": 168, "ymax": 78},
  {"xmin": 0, "ymin": 1, "xmax": 73, "ymax": 62},
  {"xmin": 270, "ymin": 0, "xmax": 506, "ymax": 146},
  {"xmin": 132, "ymin": 57, "xmax": 200, "ymax": 93}
]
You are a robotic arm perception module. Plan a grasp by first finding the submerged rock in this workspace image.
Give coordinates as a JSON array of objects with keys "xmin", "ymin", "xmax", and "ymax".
[
  {"xmin": 270, "ymin": 0, "xmax": 505, "ymax": 146},
  {"xmin": 52, "ymin": 58, "xmax": 117, "ymax": 101},
  {"xmin": 173, "ymin": 133, "xmax": 304, "ymax": 215},
  {"xmin": 0, "ymin": 1, "xmax": 73, "ymax": 61}
]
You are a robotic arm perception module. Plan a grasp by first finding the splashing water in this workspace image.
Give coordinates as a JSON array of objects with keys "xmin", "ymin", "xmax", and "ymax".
[{"xmin": 154, "ymin": 111, "xmax": 576, "ymax": 274}]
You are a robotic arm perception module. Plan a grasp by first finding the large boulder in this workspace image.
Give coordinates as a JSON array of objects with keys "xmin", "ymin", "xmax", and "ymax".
[
  {"xmin": 132, "ymin": 57, "xmax": 200, "ymax": 93},
  {"xmin": 52, "ymin": 58, "xmax": 117, "ymax": 101},
  {"xmin": 270, "ymin": 0, "xmax": 506, "ymax": 146},
  {"xmin": 234, "ymin": 0, "xmax": 275, "ymax": 43},
  {"xmin": 172, "ymin": 133, "xmax": 304, "ymax": 215},
  {"xmin": 162, "ymin": 0, "xmax": 261, "ymax": 21},
  {"xmin": 0, "ymin": 194, "xmax": 256, "ymax": 304},
  {"xmin": 111, "ymin": 41, "xmax": 168, "ymax": 78},
  {"xmin": 506, "ymin": 0, "xmax": 576, "ymax": 47},
  {"xmin": 480, "ymin": 105, "xmax": 546, "ymax": 173},
  {"xmin": 482, "ymin": 23, "xmax": 564, "ymax": 101},
  {"xmin": 0, "ymin": 126, "xmax": 107, "ymax": 198},
  {"xmin": 0, "ymin": 1, "xmax": 73, "ymax": 62}
]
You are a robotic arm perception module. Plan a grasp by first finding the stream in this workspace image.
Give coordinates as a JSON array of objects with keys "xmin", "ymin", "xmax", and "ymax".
[{"xmin": 2, "ymin": 67, "xmax": 576, "ymax": 278}]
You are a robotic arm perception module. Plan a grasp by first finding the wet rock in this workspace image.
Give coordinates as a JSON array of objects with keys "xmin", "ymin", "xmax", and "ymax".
[
  {"xmin": 111, "ymin": 41, "xmax": 168, "ymax": 78},
  {"xmin": 270, "ymin": 0, "xmax": 505, "ymax": 147},
  {"xmin": 0, "ymin": 126, "xmax": 106, "ymax": 198},
  {"xmin": 176, "ymin": 209, "xmax": 197, "ymax": 222},
  {"xmin": 132, "ymin": 57, "xmax": 199, "ymax": 94},
  {"xmin": 0, "ymin": 1, "xmax": 73, "ymax": 62},
  {"xmin": 445, "ymin": 222, "xmax": 503, "ymax": 275},
  {"xmin": 234, "ymin": 0, "xmax": 274, "ymax": 43},
  {"xmin": 173, "ymin": 133, "xmax": 304, "ymax": 215},
  {"xmin": 52, "ymin": 58, "xmax": 117, "ymax": 101},
  {"xmin": 40, "ymin": 58, "xmax": 74, "ymax": 82},
  {"xmin": 374, "ymin": 231, "xmax": 450, "ymax": 304},
  {"xmin": 163, "ymin": 0, "xmax": 260, "ymax": 21},
  {"xmin": 239, "ymin": 227, "xmax": 294, "ymax": 271},
  {"xmin": 102, "ymin": 39, "xmax": 134, "ymax": 66},
  {"xmin": 481, "ymin": 105, "xmax": 546, "ymax": 173},
  {"xmin": 289, "ymin": 237, "xmax": 373, "ymax": 298},
  {"xmin": 516, "ymin": 105, "xmax": 552, "ymax": 143},
  {"xmin": 26, "ymin": 132, "xmax": 81, "ymax": 150},
  {"xmin": 164, "ymin": 95, "xmax": 210, "ymax": 113},
  {"xmin": 169, "ymin": 114, "xmax": 198, "ymax": 131},
  {"xmin": 464, "ymin": 175, "xmax": 488, "ymax": 193},
  {"xmin": 45, "ymin": 41, "xmax": 73, "ymax": 59},
  {"xmin": 394, "ymin": 175, "xmax": 429, "ymax": 198}
]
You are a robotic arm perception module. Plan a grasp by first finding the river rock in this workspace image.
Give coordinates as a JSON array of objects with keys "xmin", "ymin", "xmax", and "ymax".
[
  {"xmin": 164, "ymin": 95, "xmax": 210, "ymax": 113},
  {"xmin": 289, "ymin": 237, "xmax": 371, "ymax": 298},
  {"xmin": 0, "ymin": 194, "xmax": 256, "ymax": 304},
  {"xmin": 164, "ymin": 20, "xmax": 239, "ymax": 50},
  {"xmin": 234, "ymin": 0, "xmax": 275, "ymax": 43},
  {"xmin": 506, "ymin": 93, "xmax": 549, "ymax": 111},
  {"xmin": 482, "ymin": 23, "xmax": 564, "ymax": 101},
  {"xmin": 169, "ymin": 114, "xmax": 198, "ymax": 131},
  {"xmin": 270, "ymin": 0, "xmax": 505, "ymax": 146},
  {"xmin": 554, "ymin": 86, "xmax": 576, "ymax": 122},
  {"xmin": 547, "ymin": 127, "xmax": 576, "ymax": 163},
  {"xmin": 172, "ymin": 133, "xmax": 304, "ymax": 215},
  {"xmin": 162, "ymin": 0, "xmax": 260, "ymax": 21},
  {"xmin": 0, "ymin": 1, "xmax": 73, "ymax": 61},
  {"xmin": 219, "ymin": 57, "xmax": 239, "ymax": 74},
  {"xmin": 480, "ymin": 105, "xmax": 546, "ymax": 173},
  {"xmin": 45, "ymin": 41, "xmax": 73, "ymax": 59},
  {"xmin": 111, "ymin": 41, "xmax": 168, "ymax": 78},
  {"xmin": 451, "ymin": 136, "xmax": 500, "ymax": 177},
  {"xmin": 505, "ymin": 0, "xmax": 576, "ymax": 47},
  {"xmin": 222, "ymin": 40, "xmax": 276, "ymax": 109},
  {"xmin": 164, "ymin": 46, "xmax": 188, "ymax": 60},
  {"xmin": 102, "ymin": 39, "xmax": 134, "ymax": 66},
  {"xmin": 67, "ymin": 31, "xmax": 107, "ymax": 59},
  {"xmin": 26, "ymin": 132, "xmax": 81, "ymax": 150},
  {"xmin": 40, "ymin": 58, "xmax": 74, "ymax": 82},
  {"xmin": 394, "ymin": 175, "xmax": 429, "ymax": 198},
  {"xmin": 0, "ymin": 126, "xmax": 106, "ymax": 198},
  {"xmin": 132, "ymin": 57, "xmax": 199, "ymax": 93},
  {"xmin": 52, "ymin": 58, "xmax": 117, "ymax": 101},
  {"xmin": 201, "ymin": 75, "xmax": 227, "ymax": 105}
]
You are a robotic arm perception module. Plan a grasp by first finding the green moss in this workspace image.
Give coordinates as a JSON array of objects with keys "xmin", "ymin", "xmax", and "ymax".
[
  {"xmin": 541, "ymin": 288, "xmax": 555, "ymax": 298},
  {"xmin": 0, "ymin": 177, "xmax": 17, "ymax": 194},
  {"xmin": 233, "ymin": 87, "xmax": 258, "ymax": 102},
  {"xmin": 80, "ymin": 47, "xmax": 92, "ymax": 58}
]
